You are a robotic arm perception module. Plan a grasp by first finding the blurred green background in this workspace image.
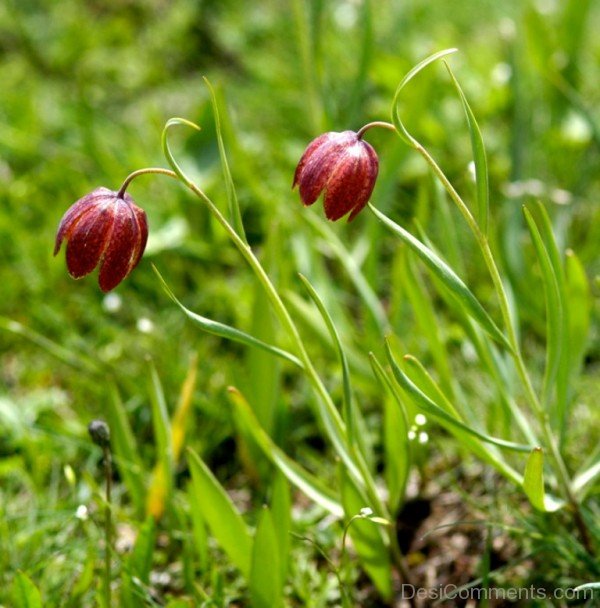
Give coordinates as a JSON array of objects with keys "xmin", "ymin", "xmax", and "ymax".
[{"xmin": 1, "ymin": 0, "xmax": 599, "ymax": 604}]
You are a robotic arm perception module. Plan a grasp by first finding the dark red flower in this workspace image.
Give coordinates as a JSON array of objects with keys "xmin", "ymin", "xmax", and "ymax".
[
  {"xmin": 293, "ymin": 130, "xmax": 379, "ymax": 221},
  {"xmin": 54, "ymin": 187, "xmax": 148, "ymax": 292}
]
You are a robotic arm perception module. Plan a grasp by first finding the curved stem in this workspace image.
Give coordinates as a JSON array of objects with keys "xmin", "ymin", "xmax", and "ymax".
[
  {"xmin": 356, "ymin": 121, "xmax": 396, "ymax": 140},
  {"xmin": 117, "ymin": 168, "xmax": 178, "ymax": 199}
]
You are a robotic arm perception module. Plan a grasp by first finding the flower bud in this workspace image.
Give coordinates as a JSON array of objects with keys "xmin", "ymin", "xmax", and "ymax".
[
  {"xmin": 54, "ymin": 187, "xmax": 148, "ymax": 292},
  {"xmin": 293, "ymin": 130, "xmax": 379, "ymax": 221},
  {"xmin": 88, "ymin": 419, "xmax": 111, "ymax": 448}
]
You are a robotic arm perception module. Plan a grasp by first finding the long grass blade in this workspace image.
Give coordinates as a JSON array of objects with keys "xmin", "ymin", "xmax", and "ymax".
[
  {"xmin": 523, "ymin": 207, "xmax": 563, "ymax": 410},
  {"xmin": 203, "ymin": 78, "xmax": 247, "ymax": 244},
  {"xmin": 250, "ymin": 507, "xmax": 283, "ymax": 608},
  {"xmin": 154, "ymin": 266, "xmax": 302, "ymax": 369},
  {"xmin": 227, "ymin": 387, "xmax": 343, "ymax": 517},
  {"xmin": 370, "ymin": 204, "xmax": 510, "ymax": 350},
  {"xmin": 444, "ymin": 62, "xmax": 489, "ymax": 234},
  {"xmin": 187, "ymin": 448, "xmax": 253, "ymax": 577}
]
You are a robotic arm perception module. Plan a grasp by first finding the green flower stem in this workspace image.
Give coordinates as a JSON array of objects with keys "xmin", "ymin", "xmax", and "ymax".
[
  {"xmin": 388, "ymin": 126, "xmax": 593, "ymax": 554},
  {"xmin": 117, "ymin": 168, "xmax": 178, "ymax": 199}
]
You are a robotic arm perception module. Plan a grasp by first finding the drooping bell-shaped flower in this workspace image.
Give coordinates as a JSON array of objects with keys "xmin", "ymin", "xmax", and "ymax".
[
  {"xmin": 293, "ymin": 130, "xmax": 379, "ymax": 221},
  {"xmin": 54, "ymin": 187, "xmax": 148, "ymax": 292}
]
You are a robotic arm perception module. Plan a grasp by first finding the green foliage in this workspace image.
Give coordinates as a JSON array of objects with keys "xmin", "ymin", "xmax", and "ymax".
[{"xmin": 2, "ymin": 0, "xmax": 600, "ymax": 605}]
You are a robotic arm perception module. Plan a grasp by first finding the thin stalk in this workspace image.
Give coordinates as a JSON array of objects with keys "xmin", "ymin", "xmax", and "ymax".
[
  {"xmin": 117, "ymin": 168, "xmax": 178, "ymax": 199},
  {"xmin": 102, "ymin": 444, "xmax": 112, "ymax": 608}
]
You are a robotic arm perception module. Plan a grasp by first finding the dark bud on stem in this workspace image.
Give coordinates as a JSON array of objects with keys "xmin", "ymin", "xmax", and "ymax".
[
  {"xmin": 293, "ymin": 130, "xmax": 379, "ymax": 222},
  {"xmin": 54, "ymin": 187, "xmax": 148, "ymax": 292},
  {"xmin": 88, "ymin": 419, "xmax": 111, "ymax": 448}
]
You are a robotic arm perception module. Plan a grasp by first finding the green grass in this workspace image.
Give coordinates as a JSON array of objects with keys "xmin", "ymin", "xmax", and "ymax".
[{"xmin": 1, "ymin": 0, "xmax": 600, "ymax": 606}]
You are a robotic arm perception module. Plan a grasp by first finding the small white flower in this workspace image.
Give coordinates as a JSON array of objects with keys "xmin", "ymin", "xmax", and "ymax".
[
  {"xmin": 418, "ymin": 431, "xmax": 429, "ymax": 444},
  {"xmin": 137, "ymin": 317, "xmax": 154, "ymax": 334},
  {"xmin": 103, "ymin": 293, "xmax": 122, "ymax": 313},
  {"xmin": 360, "ymin": 507, "xmax": 373, "ymax": 517},
  {"xmin": 415, "ymin": 414, "xmax": 427, "ymax": 427},
  {"xmin": 75, "ymin": 505, "xmax": 88, "ymax": 521}
]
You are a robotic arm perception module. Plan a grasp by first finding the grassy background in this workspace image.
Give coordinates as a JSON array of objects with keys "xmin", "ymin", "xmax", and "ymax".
[{"xmin": 1, "ymin": 0, "xmax": 600, "ymax": 605}]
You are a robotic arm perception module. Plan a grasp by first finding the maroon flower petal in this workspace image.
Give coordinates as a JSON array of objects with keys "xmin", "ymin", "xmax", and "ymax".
[
  {"xmin": 65, "ymin": 201, "xmax": 115, "ymax": 279},
  {"xmin": 295, "ymin": 131, "xmax": 357, "ymax": 206},
  {"xmin": 54, "ymin": 188, "xmax": 111, "ymax": 255},
  {"xmin": 322, "ymin": 147, "xmax": 362, "ymax": 221},
  {"xmin": 98, "ymin": 201, "xmax": 139, "ymax": 292},
  {"xmin": 129, "ymin": 205, "xmax": 148, "ymax": 270},
  {"xmin": 323, "ymin": 141, "xmax": 378, "ymax": 221},
  {"xmin": 292, "ymin": 132, "xmax": 334, "ymax": 189},
  {"xmin": 347, "ymin": 142, "xmax": 379, "ymax": 222}
]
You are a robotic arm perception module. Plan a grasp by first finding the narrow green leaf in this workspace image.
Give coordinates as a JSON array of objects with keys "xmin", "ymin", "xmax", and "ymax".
[
  {"xmin": 523, "ymin": 447, "xmax": 545, "ymax": 511},
  {"xmin": 391, "ymin": 48, "xmax": 458, "ymax": 144},
  {"xmin": 154, "ymin": 266, "xmax": 302, "ymax": 369},
  {"xmin": 340, "ymin": 467, "xmax": 392, "ymax": 601},
  {"xmin": 368, "ymin": 354, "xmax": 410, "ymax": 513},
  {"xmin": 187, "ymin": 448, "xmax": 253, "ymax": 577},
  {"xmin": 385, "ymin": 341, "xmax": 530, "ymax": 454},
  {"xmin": 250, "ymin": 507, "xmax": 283, "ymax": 608},
  {"xmin": 302, "ymin": 213, "xmax": 388, "ymax": 333},
  {"xmin": 370, "ymin": 204, "xmax": 510, "ymax": 350},
  {"xmin": 12, "ymin": 572, "xmax": 42, "ymax": 608},
  {"xmin": 188, "ymin": 478, "xmax": 209, "ymax": 571},
  {"xmin": 105, "ymin": 385, "xmax": 145, "ymax": 515},
  {"xmin": 298, "ymin": 274, "xmax": 364, "ymax": 448},
  {"xmin": 203, "ymin": 78, "xmax": 247, "ymax": 243},
  {"xmin": 227, "ymin": 387, "xmax": 343, "ymax": 517},
  {"xmin": 271, "ymin": 473, "xmax": 291, "ymax": 584},
  {"xmin": 399, "ymin": 251, "xmax": 454, "ymax": 397},
  {"xmin": 523, "ymin": 207, "xmax": 563, "ymax": 409},
  {"xmin": 444, "ymin": 63, "xmax": 489, "ymax": 234},
  {"xmin": 522, "ymin": 447, "xmax": 565, "ymax": 512}
]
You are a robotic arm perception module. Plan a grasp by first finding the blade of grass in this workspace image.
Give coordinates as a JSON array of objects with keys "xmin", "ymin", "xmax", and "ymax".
[
  {"xmin": 369, "ymin": 204, "xmax": 510, "ymax": 350},
  {"xmin": 154, "ymin": 266, "xmax": 302, "ymax": 369},
  {"xmin": 302, "ymin": 212, "xmax": 389, "ymax": 333},
  {"xmin": 523, "ymin": 447, "xmax": 565, "ymax": 512},
  {"xmin": 399, "ymin": 251, "xmax": 455, "ymax": 398},
  {"xmin": 227, "ymin": 387, "xmax": 343, "ymax": 517},
  {"xmin": 444, "ymin": 62, "xmax": 489, "ymax": 235},
  {"xmin": 203, "ymin": 78, "xmax": 247, "ymax": 244},
  {"xmin": 368, "ymin": 353, "xmax": 410, "ymax": 513},
  {"xmin": 187, "ymin": 447, "xmax": 253, "ymax": 577},
  {"xmin": 250, "ymin": 507, "xmax": 283, "ymax": 608},
  {"xmin": 523, "ymin": 207, "xmax": 563, "ymax": 411},
  {"xmin": 105, "ymin": 385, "xmax": 145, "ymax": 516},
  {"xmin": 271, "ymin": 473, "xmax": 291, "ymax": 585},
  {"xmin": 146, "ymin": 361, "xmax": 173, "ymax": 520},
  {"xmin": 297, "ymin": 273, "xmax": 365, "ymax": 453}
]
